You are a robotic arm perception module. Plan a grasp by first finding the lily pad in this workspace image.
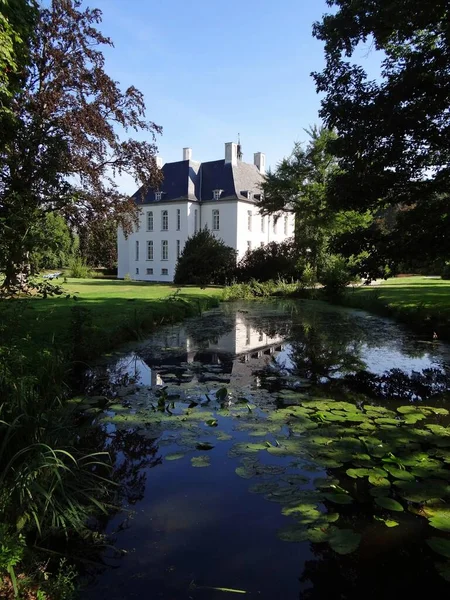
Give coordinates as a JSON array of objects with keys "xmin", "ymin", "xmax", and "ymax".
[
  {"xmin": 323, "ymin": 493, "xmax": 353, "ymax": 505},
  {"xmin": 328, "ymin": 527, "xmax": 361, "ymax": 555},
  {"xmin": 423, "ymin": 506, "xmax": 450, "ymax": 533},
  {"xmin": 427, "ymin": 537, "xmax": 450, "ymax": 559},
  {"xmin": 191, "ymin": 456, "xmax": 210, "ymax": 468},
  {"xmin": 374, "ymin": 497, "xmax": 404, "ymax": 512},
  {"xmin": 196, "ymin": 441, "xmax": 215, "ymax": 451},
  {"xmin": 346, "ymin": 468, "xmax": 372, "ymax": 479},
  {"xmin": 374, "ymin": 515, "xmax": 399, "ymax": 527},
  {"xmin": 383, "ymin": 464, "xmax": 415, "ymax": 481},
  {"xmin": 165, "ymin": 453, "xmax": 185, "ymax": 461},
  {"xmin": 369, "ymin": 474, "xmax": 391, "ymax": 488},
  {"xmin": 277, "ymin": 525, "xmax": 309, "ymax": 542}
]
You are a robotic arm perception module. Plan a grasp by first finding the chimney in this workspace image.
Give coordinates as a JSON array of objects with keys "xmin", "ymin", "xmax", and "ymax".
[
  {"xmin": 225, "ymin": 142, "xmax": 238, "ymax": 166},
  {"xmin": 254, "ymin": 152, "xmax": 266, "ymax": 174},
  {"xmin": 183, "ymin": 147, "xmax": 192, "ymax": 161},
  {"xmin": 156, "ymin": 156, "xmax": 163, "ymax": 169}
]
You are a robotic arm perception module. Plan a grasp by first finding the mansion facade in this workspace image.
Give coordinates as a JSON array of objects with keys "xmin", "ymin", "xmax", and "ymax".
[{"xmin": 117, "ymin": 142, "xmax": 294, "ymax": 282}]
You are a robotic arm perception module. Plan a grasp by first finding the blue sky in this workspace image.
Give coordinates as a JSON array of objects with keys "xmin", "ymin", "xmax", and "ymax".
[{"xmin": 90, "ymin": 0, "xmax": 380, "ymax": 193}]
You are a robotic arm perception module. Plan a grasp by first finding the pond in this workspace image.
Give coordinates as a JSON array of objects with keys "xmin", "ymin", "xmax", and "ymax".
[{"xmin": 80, "ymin": 300, "xmax": 450, "ymax": 599}]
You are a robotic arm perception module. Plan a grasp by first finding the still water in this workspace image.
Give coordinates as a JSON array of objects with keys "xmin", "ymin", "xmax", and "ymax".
[{"xmin": 83, "ymin": 300, "xmax": 450, "ymax": 599}]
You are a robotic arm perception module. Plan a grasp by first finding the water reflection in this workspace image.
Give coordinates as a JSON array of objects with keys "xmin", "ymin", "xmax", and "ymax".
[
  {"xmin": 88, "ymin": 301, "xmax": 449, "ymax": 402},
  {"xmin": 82, "ymin": 300, "xmax": 450, "ymax": 600}
]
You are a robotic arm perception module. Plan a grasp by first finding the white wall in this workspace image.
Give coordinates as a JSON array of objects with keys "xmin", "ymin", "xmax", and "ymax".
[
  {"xmin": 201, "ymin": 201, "xmax": 238, "ymax": 249},
  {"xmin": 118, "ymin": 202, "xmax": 198, "ymax": 282},
  {"xmin": 236, "ymin": 202, "xmax": 294, "ymax": 259},
  {"xmin": 118, "ymin": 200, "xmax": 295, "ymax": 282}
]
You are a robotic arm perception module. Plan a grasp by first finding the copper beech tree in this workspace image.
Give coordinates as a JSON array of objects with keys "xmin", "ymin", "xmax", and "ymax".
[{"xmin": 0, "ymin": 0, "xmax": 162, "ymax": 291}]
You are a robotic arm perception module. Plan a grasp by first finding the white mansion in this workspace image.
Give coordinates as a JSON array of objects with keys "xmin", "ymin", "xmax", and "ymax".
[{"xmin": 117, "ymin": 142, "xmax": 294, "ymax": 282}]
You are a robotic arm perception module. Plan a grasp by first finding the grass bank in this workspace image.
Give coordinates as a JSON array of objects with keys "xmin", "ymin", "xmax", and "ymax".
[
  {"xmin": 4, "ymin": 279, "xmax": 222, "ymax": 365},
  {"xmin": 338, "ymin": 277, "xmax": 450, "ymax": 340}
]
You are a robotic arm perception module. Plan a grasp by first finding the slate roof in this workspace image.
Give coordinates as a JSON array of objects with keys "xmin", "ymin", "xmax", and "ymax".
[{"xmin": 133, "ymin": 157, "xmax": 263, "ymax": 205}]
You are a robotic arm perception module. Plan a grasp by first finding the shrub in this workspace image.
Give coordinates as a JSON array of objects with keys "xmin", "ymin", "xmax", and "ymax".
[
  {"xmin": 68, "ymin": 256, "xmax": 91, "ymax": 278},
  {"xmin": 442, "ymin": 262, "xmax": 450, "ymax": 280},
  {"xmin": 174, "ymin": 228, "xmax": 237, "ymax": 287},
  {"xmin": 236, "ymin": 238, "xmax": 298, "ymax": 282},
  {"xmin": 318, "ymin": 255, "xmax": 355, "ymax": 296}
]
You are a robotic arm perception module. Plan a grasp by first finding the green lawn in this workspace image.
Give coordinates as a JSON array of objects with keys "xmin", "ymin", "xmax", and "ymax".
[
  {"xmin": 344, "ymin": 276, "xmax": 450, "ymax": 338},
  {"xmin": 376, "ymin": 277, "xmax": 450, "ymax": 313},
  {"xmin": 3, "ymin": 278, "xmax": 223, "ymax": 360}
]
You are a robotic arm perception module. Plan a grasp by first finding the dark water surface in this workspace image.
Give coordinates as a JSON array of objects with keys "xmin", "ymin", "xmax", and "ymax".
[{"xmin": 82, "ymin": 300, "xmax": 450, "ymax": 599}]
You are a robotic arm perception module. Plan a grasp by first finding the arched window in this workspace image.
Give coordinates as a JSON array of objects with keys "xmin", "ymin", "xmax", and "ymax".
[
  {"xmin": 161, "ymin": 240, "xmax": 168, "ymax": 260},
  {"xmin": 147, "ymin": 211, "xmax": 153, "ymax": 231},
  {"xmin": 212, "ymin": 209, "xmax": 220, "ymax": 230},
  {"xmin": 162, "ymin": 210, "xmax": 168, "ymax": 230}
]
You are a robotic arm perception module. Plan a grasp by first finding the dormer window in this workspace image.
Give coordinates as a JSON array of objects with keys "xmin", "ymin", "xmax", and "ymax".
[
  {"xmin": 155, "ymin": 191, "xmax": 162, "ymax": 201},
  {"xmin": 247, "ymin": 191, "xmax": 253, "ymax": 200},
  {"xmin": 213, "ymin": 189, "xmax": 222, "ymax": 201}
]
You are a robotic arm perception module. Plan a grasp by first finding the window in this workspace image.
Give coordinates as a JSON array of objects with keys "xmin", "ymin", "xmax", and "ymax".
[
  {"xmin": 147, "ymin": 211, "xmax": 153, "ymax": 231},
  {"xmin": 247, "ymin": 241, "xmax": 252, "ymax": 252},
  {"xmin": 273, "ymin": 216, "xmax": 278, "ymax": 234},
  {"xmin": 155, "ymin": 191, "xmax": 162, "ymax": 201},
  {"xmin": 176, "ymin": 209, "xmax": 181, "ymax": 230},
  {"xmin": 146, "ymin": 268, "xmax": 153, "ymax": 275},
  {"xmin": 247, "ymin": 191, "xmax": 253, "ymax": 201},
  {"xmin": 147, "ymin": 240, "xmax": 153, "ymax": 260},
  {"xmin": 246, "ymin": 324, "xmax": 251, "ymax": 345},
  {"xmin": 284, "ymin": 215, "xmax": 288, "ymax": 235},
  {"xmin": 194, "ymin": 209, "xmax": 198, "ymax": 233},
  {"xmin": 212, "ymin": 209, "xmax": 220, "ymax": 230},
  {"xmin": 161, "ymin": 240, "xmax": 168, "ymax": 260},
  {"xmin": 213, "ymin": 189, "xmax": 222, "ymax": 200},
  {"xmin": 161, "ymin": 210, "xmax": 168, "ymax": 230},
  {"xmin": 247, "ymin": 210, "xmax": 252, "ymax": 231},
  {"xmin": 135, "ymin": 240, "xmax": 139, "ymax": 261},
  {"xmin": 261, "ymin": 215, "xmax": 265, "ymax": 233},
  {"xmin": 260, "ymin": 241, "xmax": 264, "ymax": 248},
  {"xmin": 259, "ymin": 331, "xmax": 264, "ymax": 342},
  {"xmin": 161, "ymin": 268, "xmax": 168, "ymax": 276},
  {"xmin": 176, "ymin": 239, "xmax": 180, "ymax": 259},
  {"xmin": 135, "ymin": 267, "xmax": 139, "ymax": 275}
]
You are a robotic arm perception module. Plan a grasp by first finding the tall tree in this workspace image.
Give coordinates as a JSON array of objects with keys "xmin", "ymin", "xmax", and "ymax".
[
  {"xmin": 0, "ymin": 0, "xmax": 37, "ymax": 108},
  {"xmin": 312, "ymin": 0, "xmax": 450, "ymax": 263},
  {"xmin": 257, "ymin": 126, "xmax": 371, "ymax": 271},
  {"xmin": 0, "ymin": 0, "xmax": 162, "ymax": 291},
  {"xmin": 79, "ymin": 217, "xmax": 118, "ymax": 270}
]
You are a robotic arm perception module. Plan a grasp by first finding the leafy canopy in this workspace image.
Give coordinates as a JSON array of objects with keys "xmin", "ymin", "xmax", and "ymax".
[
  {"xmin": 174, "ymin": 228, "xmax": 236, "ymax": 288},
  {"xmin": 0, "ymin": 0, "xmax": 162, "ymax": 291},
  {"xmin": 312, "ymin": 0, "xmax": 450, "ymax": 267}
]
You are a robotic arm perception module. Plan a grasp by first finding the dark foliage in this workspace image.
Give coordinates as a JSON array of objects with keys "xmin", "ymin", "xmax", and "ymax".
[
  {"xmin": 78, "ymin": 218, "xmax": 117, "ymax": 269},
  {"xmin": 0, "ymin": 0, "xmax": 162, "ymax": 292},
  {"xmin": 312, "ymin": 0, "xmax": 450, "ymax": 266},
  {"xmin": 174, "ymin": 228, "xmax": 236, "ymax": 288},
  {"xmin": 235, "ymin": 239, "xmax": 298, "ymax": 283}
]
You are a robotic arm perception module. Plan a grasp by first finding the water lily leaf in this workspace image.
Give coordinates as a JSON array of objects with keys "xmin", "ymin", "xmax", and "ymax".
[
  {"xmin": 196, "ymin": 441, "xmax": 214, "ymax": 451},
  {"xmin": 328, "ymin": 527, "xmax": 361, "ymax": 555},
  {"xmin": 435, "ymin": 561, "xmax": 450, "ymax": 582},
  {"xmin": 375, "ymin": 497, "xmax": 404, "ymax": 512},
  {"xmin": 205, "ymin": 419, "xmax": 218, "ymax": 427},
  {"xmin": 346, "ymin": 468, "xmax": 372, "ymax": 479},
  {"xmin": 369, "ymin": 475, "xmax": 391, "ymax": 487},
  {"xmin": 165, "ymin": 453, "xmax": 185, "ymax": 461},
  {"xmin": 235, "ymin": 466, "xmax": 254, "ymax": 479},
  {"xmin": 422, "ymin": 506, "xmax": 450, "ymax": 533},
  {"xmin": 248, "ymin": 481, "xmax": 280, "ymax": 495},
  {"xmin": 410, "ymin": 466, "xmax": 450, "ymax": 480},
  {"xmin": 427, "ymin": 537, "xmax": 450, "ymax": 558},
  {"xmin": 374, "ymin": 417, "xmax": 400, "ymax": 426},
  {"xmin": 277, "ymin": 525, "xmax": 309, "ymax": 542},
  {"xmin": 374, "ymin": 515, "xmax": 399, "ymax": 527},
  {"xmin": 307, "ymin": 526, "xmax": 332, "ymax": 543},
  {"xmin": 191, "ymin": 456, "xmax": 210, "ymax": 468},
  {"xmin": 216, "ymin": 431, "xmax": 233, "ymax": 441},
  {"xmin": 323, "ymin": 493, "xmax": 353, "ymax": 505},
  {"xmin": 423, "ymin": 407, "xmax": 449, "ymax": 416},
  {"xmin": 394, "ymin": 479, "xmax": 450, "ymax": 503},
  {"xmin": 383, "ymin": 464, "xmax": 415, "ymax": 481}
]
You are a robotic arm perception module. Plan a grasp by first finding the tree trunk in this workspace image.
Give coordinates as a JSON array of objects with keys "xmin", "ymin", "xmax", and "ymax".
[{"xmin": 1, "ymin": 249, "xmax": 31, "ymax": 295}]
